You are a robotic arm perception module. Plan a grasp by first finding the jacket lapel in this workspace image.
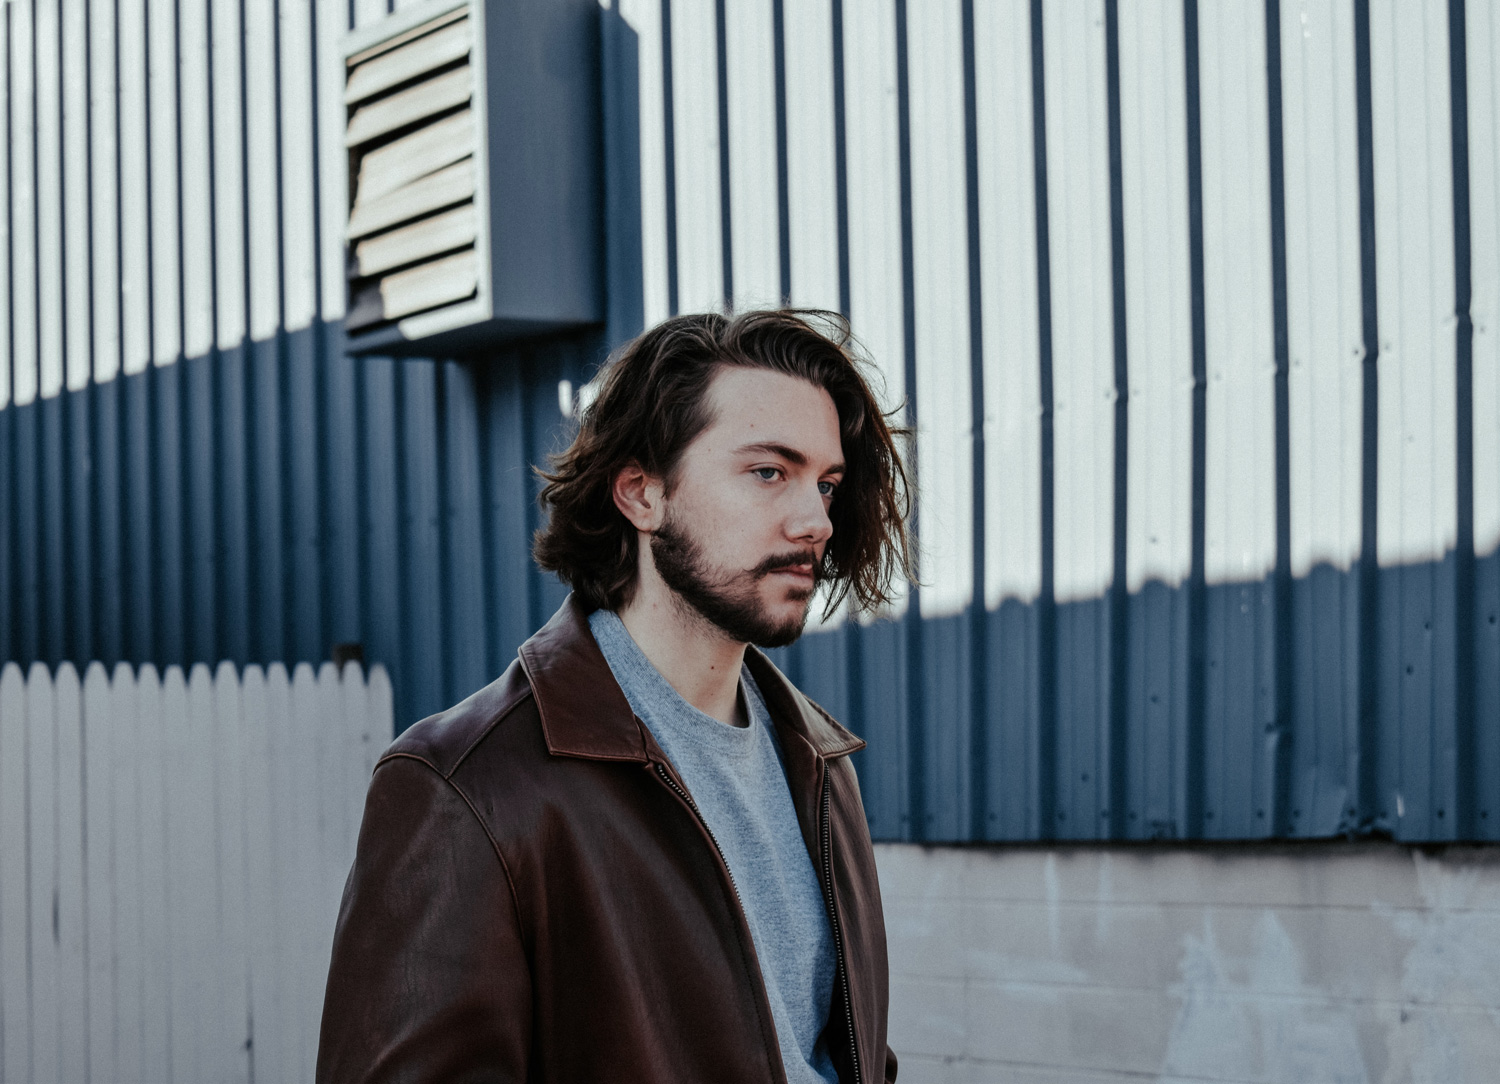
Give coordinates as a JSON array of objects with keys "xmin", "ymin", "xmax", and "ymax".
[
  {"xmin": 520, "ymin": 596, "xmax": 869, "ymax": 846},
  {"xmin": 518, "ymin": 596, "xmax": 652, "ymax": 764}
]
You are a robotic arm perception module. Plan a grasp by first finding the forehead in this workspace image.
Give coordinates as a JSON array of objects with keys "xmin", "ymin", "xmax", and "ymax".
[{"xmin": 693, "ymin": 366, "xmax": 842, "ymax": 464}]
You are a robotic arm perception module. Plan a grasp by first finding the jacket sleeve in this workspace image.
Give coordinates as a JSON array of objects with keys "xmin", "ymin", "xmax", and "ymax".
[{"xmin": 317, "ymin": 754, "xmax": 532, "ymax": 1083}]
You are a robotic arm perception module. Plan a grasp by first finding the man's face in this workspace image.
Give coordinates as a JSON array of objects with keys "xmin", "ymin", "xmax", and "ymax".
[{"xmin": 649, "ymin": 366, "xmax": 844, "ymax": 647}]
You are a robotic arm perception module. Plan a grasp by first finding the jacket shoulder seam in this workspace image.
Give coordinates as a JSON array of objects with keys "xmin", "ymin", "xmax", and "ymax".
[
  {"xmin": 374, "ymin": 752, "xmax": 529, "ymax": 950},
  {"xmin": 448, "ymin": 685, "xmax": 536, "ymax": 778}
]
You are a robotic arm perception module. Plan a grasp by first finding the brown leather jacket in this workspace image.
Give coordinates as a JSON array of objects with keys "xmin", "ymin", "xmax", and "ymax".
[{"xmin": 317, "ymin": 598, "xmax": 898, "ymax": 1083}]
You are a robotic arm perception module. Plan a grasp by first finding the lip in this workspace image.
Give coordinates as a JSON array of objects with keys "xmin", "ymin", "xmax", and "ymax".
[{"xmin": 769, "ymin": 565, "xmax": 815, "ymax": 581}]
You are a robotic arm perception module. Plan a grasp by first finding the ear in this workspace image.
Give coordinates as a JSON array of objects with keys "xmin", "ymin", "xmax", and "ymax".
[{"xmin": 612, "ymin": 462, "xmax": 666, "ymax": 532}]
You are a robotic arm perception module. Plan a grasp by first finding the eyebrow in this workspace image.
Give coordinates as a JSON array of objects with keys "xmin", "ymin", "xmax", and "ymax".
[{"xmin": 734, "ymin": 441, "xmax": 845, "ymax": 475}]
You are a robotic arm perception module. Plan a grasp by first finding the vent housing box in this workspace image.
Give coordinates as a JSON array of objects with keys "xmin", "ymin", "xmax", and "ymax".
[{"xmin": 342, "ymin": 0, "xmax": 602, "ymax": 356}]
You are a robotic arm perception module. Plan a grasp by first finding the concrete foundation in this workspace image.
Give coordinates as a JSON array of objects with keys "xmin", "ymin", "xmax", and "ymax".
[{"xmin": 875, "ymin": 842, "xmax": 1500, "ymax": 1083}]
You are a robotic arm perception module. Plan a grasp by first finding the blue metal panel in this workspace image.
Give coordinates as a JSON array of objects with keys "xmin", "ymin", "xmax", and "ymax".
[
  {"xmin": 439, "ymin": 358, "xmax": 490, "ymax": 702},
  {"xmin": 91, "ymin": 378, "xmax": 123, "ymax": 665},
  {"xmin": 287, "ymin": 329, "xmax": 325, "ymax": 665},
  {"xmin": 40, "ymin": 394, "xmax": 64, "ymax": 662},
  {"xmin": 0, "ymin": 407, "xmax": 10, "ymax": 662},
  {"xmin": 322, "ymin": 328, "xmax": 364, "ymax": 650},
  {"xmin": 215, "ymin": 345, "xmax": 251, "ymax": 664},
  {"xmin": 185, "ymin": 354, "xmax": 217, "ymax": 664},
  {"xmin": 250, "ymin": 337, "xmax": 286, "ymax": 664},
  {"xmin": 398, "ymin": 358, "xmax": 446, "ymax": 730},
  {"xmin": 1479, "ymin": 551, "xmax": 1500, "ymax": 837},
  {"xmin": 63, "ymin": 388, "xmax": 93, "ymax": 663}
]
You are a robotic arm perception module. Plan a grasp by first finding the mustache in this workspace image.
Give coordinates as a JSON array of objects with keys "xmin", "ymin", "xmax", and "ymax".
[{"xmin": 750, "ymin": 551, "xmax": 822, "ymax": 579}]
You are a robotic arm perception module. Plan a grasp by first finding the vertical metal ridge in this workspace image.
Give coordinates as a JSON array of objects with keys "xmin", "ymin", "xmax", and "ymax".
[
  {"xmin": 1447, "ymin": 0, "xmax": 1476, "ymax": 837},
  {"xmin": 1182, "ymin": 0, "xmax": 1208, "ymax": 837},
  {"xmin": 1352, "ymin": 0, "xmax": 1381, "ymax": 829},
  {"xmin": 1263, "ymin": 0, "xmax": 1295, "ymax": 838},
  {"xmin": 1029, "ymin": 0, "xmax": 1057, "ymax": 840},
  {"xmin": 660, "ymin": 0, "xmax": 679, "ymax": 316},
  {"xmin": 959, "ymin": 0, "xmax": 987, "ymax": 839},
  {"xmin": 713, "ymin": 0, "xmax": 732, "ymax": 308},
  {"xmin": 830, "ymin": 0, "xmax": 850, "ymax": 318},
  {"xmin": 893, "ymin": 0, "xmax": 924, "ymax": 841},
  {"xmin": 771, "ymin": 0, "xmax": 790, "ymax": 304},
  {"xmin": 1103, "ymin": 0, "xmax": 1130, "ymax": 839}
]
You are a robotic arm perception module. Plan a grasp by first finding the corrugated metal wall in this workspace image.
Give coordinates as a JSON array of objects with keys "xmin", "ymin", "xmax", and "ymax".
[{"xmin": 1, "ymin": 0, "xmax": 1497, "ymax": 843}]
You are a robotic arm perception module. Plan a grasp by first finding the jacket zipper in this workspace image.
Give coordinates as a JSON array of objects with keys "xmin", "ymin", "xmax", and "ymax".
[
  {"xmin": 656, "ymin": 758, "xmax": 861, "ymax": 1084},
  {"xmin": 654, "ymin": 762, "xmax": 744, "ymax": 911},
  {"xmin": 821, "ymin": 773, "xmax": 862, "ymax": 1084}
]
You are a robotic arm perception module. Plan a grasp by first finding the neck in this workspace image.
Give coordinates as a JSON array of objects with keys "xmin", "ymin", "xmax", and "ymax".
[{"xmin": 617, "ymin": 584, "xmax": 749, "ymax": 727}]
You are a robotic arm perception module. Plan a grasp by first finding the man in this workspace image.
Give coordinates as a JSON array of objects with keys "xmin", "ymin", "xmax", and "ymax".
[{"xmin": 318, "ymin": 310, "xmax": 911, "ymax": 1083}]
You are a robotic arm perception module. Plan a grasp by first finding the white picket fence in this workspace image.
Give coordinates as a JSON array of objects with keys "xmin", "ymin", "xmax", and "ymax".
[{"xmin": 0, "ymin": 659, "xmax": 391, "ymax": 1084}]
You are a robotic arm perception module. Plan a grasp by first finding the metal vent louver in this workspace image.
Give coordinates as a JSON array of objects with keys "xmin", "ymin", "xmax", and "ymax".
[
  {"xmin": 339, "ymin": 0, "xmax": 602, "ymax": 357},
  {"xmin": 344, "ymin": 7, "xmax": 480, "ymax": 331}
]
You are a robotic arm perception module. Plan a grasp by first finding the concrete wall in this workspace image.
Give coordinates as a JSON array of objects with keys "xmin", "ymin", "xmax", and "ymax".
[{"xmin": 876, "ymin": 842, "xmax": 1500, "ymax": 1083}]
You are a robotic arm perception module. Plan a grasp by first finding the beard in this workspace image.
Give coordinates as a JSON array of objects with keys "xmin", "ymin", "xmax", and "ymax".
[{"xmin": 649, "ymin": 514, "xmax": 820, "ymax": 648}]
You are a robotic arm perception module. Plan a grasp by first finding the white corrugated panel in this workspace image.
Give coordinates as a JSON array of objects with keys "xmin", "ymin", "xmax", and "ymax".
[
  {"xmin": 671, "ymin": 0, "xmax": 725, "ymax": 313},
  {"xmin": 907, "ymin": 0, "xmax": 973, "ymax": 617},
  {"xmin": 10, "ymin": 1, "xmax": 37, "ymax": 403},
  {"xmin": 283, "ymin": 0, "xmax": 320, "ymax": 333},
  {"xmin": 247, "ymin": 0, "xmax": 282, "ymax": 340},
  {"xmin": 1120, "ymin": 0, "xmax": 1194, "ymax": 593},
  {"xmin": 182, "ymin": 0, "xmax": 217, "ymax": 360},
  {"xmin": 1201, "ymin": 0, "xmax": 1278, "ymax": 586},
  {"xmin": 1372, "ymin": 0, "xmax": 1458, "ymax": 569},
  {"xmin": 620, "ymin": 0, "xmax": 672, "ymax": 326},
  {"xmin": 843, "ymin": 0, "xmax": 905, "ymax": 416},
  {"xmin": 1043, "ymin": 0, "xmax": 1115, "ymax": 604},
  {"xmin": 725, "ymin": 0, "xmax": 781, "ymax": 311},
  {"xmin": 1472, "ymin": 0, "xmax": 1500, "ymax": 560},
  {"xmin": 148, "ymin": 0, "xmax": 181, "ymax": 365},
  {"xmin": 37, "ymin": 0, "xmax": 63, "ymax": 398},
  {"xmin": 975, "ymin": 0, "xmax": 1042, "ymax": 607},
  {"xmin": 0, "ymin": 11, "xmax": 9, "ymax": 408},
  {"xmin": 213, "ymin": 0, "xmax": 248, "ymax": 351},
  {"xmin": 1282, "ymin": 0, "xmax": 1364, "ymax": 577},
  {"xmin": 62, "ymin": 0, "xmax": 90, "ymax": 391},
  {"xmin": 783, "ymin": 0, "xmax": 840, "ymax": 312},
  {"xmin": 119, "ymin": 0, "xmax": 151, "ymax": 376},
  {"xmin": 91, "ymin": 0, "xmax": 122, "ymax": 384}
]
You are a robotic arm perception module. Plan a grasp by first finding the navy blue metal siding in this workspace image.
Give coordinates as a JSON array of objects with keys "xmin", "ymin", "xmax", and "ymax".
[
  {"xmin": 0, "ymin": 327, "xmax": 596, "ymax": 737},
  {"xmin": 1, "ymin": 0, "xmax": 1498, "ymax": 846}
]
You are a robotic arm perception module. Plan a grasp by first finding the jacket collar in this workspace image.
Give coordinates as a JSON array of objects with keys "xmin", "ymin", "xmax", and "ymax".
[{"xmin": 518, "ymin": 595, "xmax": 866, "ymax": 764}]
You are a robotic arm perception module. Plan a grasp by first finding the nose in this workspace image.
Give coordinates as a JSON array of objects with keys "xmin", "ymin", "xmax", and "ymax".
[{"xmin": 787, "ymin": 480, "xmax": 834, "ymax": 550}]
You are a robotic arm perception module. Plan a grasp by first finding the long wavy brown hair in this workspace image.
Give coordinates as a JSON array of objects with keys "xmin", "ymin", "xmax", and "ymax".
[{"xmin": 533, "ymin": 309, "xmax": 914, "ymax": 617}]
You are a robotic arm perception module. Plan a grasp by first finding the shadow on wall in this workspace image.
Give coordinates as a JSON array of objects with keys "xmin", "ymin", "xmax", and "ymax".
[
  {"xmin": 0, "ymin": 319, "xmax": 602, "ymax": 742},
  {"xmin": 772, "ymin": 550, "xmax": 1500, "ymax": 847}
]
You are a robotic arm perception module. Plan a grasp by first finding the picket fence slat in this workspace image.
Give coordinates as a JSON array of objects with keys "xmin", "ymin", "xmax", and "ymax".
[
  {"xmin": 0, "ymin": 660, "xmax": 389, "ymax": 1083},
  {"xmin": 55, "ymin": 664, "xmax": 87, "ymax": 1084},
  {"xmin": 212, "ymin": 661, "xmax": 253, "ymax": 1084},
  {"xmin": 27, "ymin": 662, "xmax": 60, "ymax": 1082},
  {"xmin": 109, "ymin": 661, "xmax": 144, "ymax": 1084},
  {"xmin": 82, "ymin": 663, "xmax": 114, "ymax": 1083},
  {"xmin": 0, "ymin": 663, "xmax": 29, "ymax": 1082}
]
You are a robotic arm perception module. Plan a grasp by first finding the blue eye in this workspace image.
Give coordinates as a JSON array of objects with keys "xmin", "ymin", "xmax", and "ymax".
[
  {"xmin": 818, "ymin": 480, "xmax": 839, "ymax": 497},
  {"xmin": 752, "ymin": 467, "xmax": 782, "ymax": 482}
]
